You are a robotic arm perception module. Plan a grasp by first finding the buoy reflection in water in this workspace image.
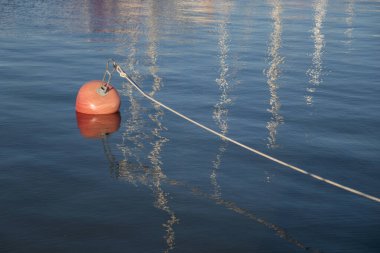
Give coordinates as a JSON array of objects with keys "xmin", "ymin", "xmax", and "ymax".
[{"xmin": 76, "ymin": 112, "xmax": 121, "ymax": 139}]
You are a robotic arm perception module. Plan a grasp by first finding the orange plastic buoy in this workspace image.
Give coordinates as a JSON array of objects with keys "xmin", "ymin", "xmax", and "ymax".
[
  {"xmin": 76, "ymin": 112, "xmax": 121, "ymax": 139},
  {"xmin": 75, "ymin": 80, "xmax": 120, "ymax": 114}
]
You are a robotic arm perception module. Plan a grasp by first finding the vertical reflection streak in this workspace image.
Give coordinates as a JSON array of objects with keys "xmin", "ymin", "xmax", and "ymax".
[
  {"xmin": 116, "ymin": 3, "xmax": 178, "ymax": 251},
  {"xmin": 211, "ymin": 2, "xmax": 234, "ymax": 199},
  {"xmin": 265, "ymin": 0, "xmax": 284, "ymax": 149},
  {"xmin": 146, "ymin": 2, "xmax": 178, "ymax": 252},
  {"xmin": 306, "ymin": 0, "xmax": 328, "ymax": 105},
  {"xmin": 118, "ymin": 3, "xmax": 146, "ymax": 172},
  {"xmin": 344, "ymin": 0, "xmax": 355, "ymax": 46},
  {"xmin": 147, "ymin": 3, "xmax": 161, "ymax": 98}
]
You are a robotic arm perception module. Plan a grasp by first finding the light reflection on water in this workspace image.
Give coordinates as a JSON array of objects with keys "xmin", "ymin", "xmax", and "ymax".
[
  {"xmin": 83, "ymin": 1, "xmax": 377, "ymax": 252},
  {"xmin": 113, "ymin": 2, "xmax": 177, "ymax": 252},
  {"xmin": 210, "ymin": 1, "xmax": 234, "ymax": 200},
  {"xmin": 111, "ymin": 2, "xmax": 180, "ymax": 252},
  {"xmin": 265, "ymin": 0, "xmax": 284, "ymax": 149},
  {"xmin": 344, "ymin": 0, "xmax": 355, "ymax": 47},
  {"xmin": 146, "ymin": 3, "xmax": 178, "ymax": 250},
  {"xmin": 306, "ymin": 0, "xmax": 328, "ymax": 105},
  {"xmin": 96, "ymin": 2, "xmax": 323, "ymax": 252},
  {"xmin": 177, "ymin": 0, "xmax": 218, "ymax": 25}
]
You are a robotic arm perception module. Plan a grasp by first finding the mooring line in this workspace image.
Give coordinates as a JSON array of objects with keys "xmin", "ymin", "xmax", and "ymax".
[{"xmin": 109, "ymin": 60, "xmax": 380, "ymax": 203}]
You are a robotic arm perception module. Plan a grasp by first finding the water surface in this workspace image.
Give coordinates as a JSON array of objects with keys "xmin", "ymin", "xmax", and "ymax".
[{"xmin": 1, "ymin": 0, "xmax": 379, "ymax": 252}]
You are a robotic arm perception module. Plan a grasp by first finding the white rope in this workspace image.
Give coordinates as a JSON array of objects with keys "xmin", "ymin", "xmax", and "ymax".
[{"xmin": 113, "ymin": 62, "xmax": 380, "ymax": 203}]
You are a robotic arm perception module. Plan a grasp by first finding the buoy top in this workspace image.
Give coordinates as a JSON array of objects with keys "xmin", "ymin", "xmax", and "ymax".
[{"xmin": 76, "ymin": 80, "xmax": 120, "ymax": 115}]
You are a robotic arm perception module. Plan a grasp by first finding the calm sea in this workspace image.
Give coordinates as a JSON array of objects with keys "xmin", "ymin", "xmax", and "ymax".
[{"xmin": 1, "ymin": 0, "xmax": 379, "ymax": 252}]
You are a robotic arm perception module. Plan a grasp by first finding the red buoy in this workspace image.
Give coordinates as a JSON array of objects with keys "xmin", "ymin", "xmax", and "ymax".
[
  {"xmin": 75, "ymin": 80, "xmax": 120, "ymax": 114},
  {"xmin": 76, "ymin": 112, "xmax": 121, "ymax": 139}
]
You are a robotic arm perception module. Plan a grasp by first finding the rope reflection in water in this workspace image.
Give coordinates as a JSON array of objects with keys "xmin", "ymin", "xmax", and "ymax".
[{"xmin": 165, "ymin": 179, "xmax": 322, "ymax": 253}]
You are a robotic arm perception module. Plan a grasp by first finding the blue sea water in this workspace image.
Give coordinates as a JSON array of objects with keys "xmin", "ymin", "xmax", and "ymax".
[{"xmin": 0, "ymin": 0, "xmax": 379, "ymax": 252}]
